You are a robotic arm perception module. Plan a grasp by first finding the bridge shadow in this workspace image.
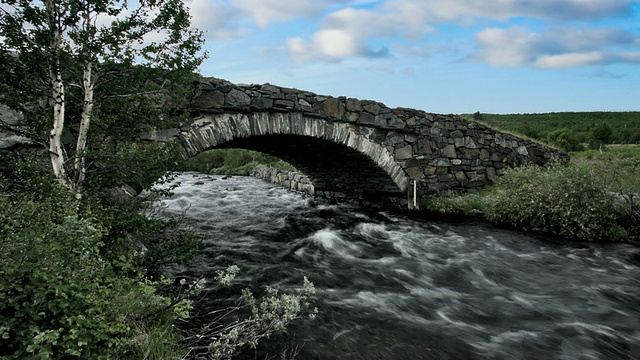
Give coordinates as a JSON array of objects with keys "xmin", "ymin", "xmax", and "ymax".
[{"xmin": 214, "ymin": 134, "xmax": 404, "ymax": 201}]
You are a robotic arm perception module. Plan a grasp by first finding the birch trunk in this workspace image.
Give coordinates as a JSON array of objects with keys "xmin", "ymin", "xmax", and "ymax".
[
  {"xmin": 46, "ymin": 0, "xmax": 69, "ymax": 187},
  {"xmin": 75, "ymin": 61, "xmax": 94, "ymax": 189},
  {"xmin": 49, "ymin": 68, "xmax": 67, "ymax": 182}
]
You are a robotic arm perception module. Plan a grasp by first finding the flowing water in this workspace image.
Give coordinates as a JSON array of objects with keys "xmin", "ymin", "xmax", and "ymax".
[{"xmin": 156, "ymin": 172, "xmax": 640, "ymax": 360}]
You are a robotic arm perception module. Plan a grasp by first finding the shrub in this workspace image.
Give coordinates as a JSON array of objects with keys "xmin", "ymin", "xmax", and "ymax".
[
  {"xmin": 483, "ymin": 162, "xmax": 637, "ymax": 242},
  {"xmin": 0, "ymin": 159, "xmax": 192, "ymax": 359},
  {"xmin": 421, "ymin": 190, "xmax": 484, "ymax": 216}
]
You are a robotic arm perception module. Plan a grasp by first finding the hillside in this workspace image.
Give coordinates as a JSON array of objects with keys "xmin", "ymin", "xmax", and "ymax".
[{"xmin": 460, "ymin": 112, "xmax": 640, "ymax": 150}]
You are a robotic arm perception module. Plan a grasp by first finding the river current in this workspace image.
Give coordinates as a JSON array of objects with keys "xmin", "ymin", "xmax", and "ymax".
[{"xmin": 156, "ymin": 172, "xmax": 640, "ymax": 360}]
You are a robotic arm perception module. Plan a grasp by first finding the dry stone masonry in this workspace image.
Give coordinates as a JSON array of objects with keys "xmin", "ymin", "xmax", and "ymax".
[
  {"xmin": 159, "ymin": 77, "xmax": 568, "ymax": 207},
  {"xmin": 1, "ymin": 76, "xmax": 568, "ymax": 208},
  {"xmin": 251, "ymin": 165, "xmax": 315, "ymax": 196}
]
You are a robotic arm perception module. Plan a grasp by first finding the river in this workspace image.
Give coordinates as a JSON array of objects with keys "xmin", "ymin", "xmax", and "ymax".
[{"xmin": 156, "ymin": 172, "xmax": 640, "ymax": 360}]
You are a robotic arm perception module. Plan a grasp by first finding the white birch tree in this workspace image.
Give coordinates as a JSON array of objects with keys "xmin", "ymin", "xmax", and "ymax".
[{"xmin": 0, "ymin": 0, "xmax": 205, "ymax": 198}]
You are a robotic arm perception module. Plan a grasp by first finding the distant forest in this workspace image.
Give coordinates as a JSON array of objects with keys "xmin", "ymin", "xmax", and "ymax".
[{"xmin": 460, "ymin": 112, "xmax": 640, "ymax": 151}]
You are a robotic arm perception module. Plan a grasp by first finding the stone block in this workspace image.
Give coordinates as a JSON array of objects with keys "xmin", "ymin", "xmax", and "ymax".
[
  {"xmin": 346, "ymin": 98, "xmax": 362, "ymax": 112},
  {"xmin": 0, "ymin": 104, "xmax": 23, "ymax": 125},
  {"xmin": 323, "ymin": 97, "xmax": 346, "ymax": 118},
  {"xmin": 454, "ymin": 171, "xmax": 467, "ymax": 181},
  {"xmin": 251, "ymin": 97, "xmax": 273, "ymax": 109},
  {"xmin": 451, "ymin": 130, "xmax": 464, "ymax": 138},
  {"xmin": 385, "ymin": 132, "xmax": 405, "ymax": 145},
  {"xmin": 443, "ymin": 144, "xmax": 457, "ymax": 158},
  {"xmin": 298, "ymin": 99, "xmax": 312, "ymax": 110},
  {"xmin": 395, "ymin": 145, "xmax": 413, "ymax": 160},
  {"xmin": 464, "ymin": 136, "xmax": 477, "ymax": 149},
  {"xmin": 225, "ymin": 89, "xmax": 251, "ymax": 107},
  {"xmin": 274, "ymin": 99, "xmax": 295, "ymax": 108},
  {"xmin": 343, "ymin": 112, "xmax": 360, "ymax": 122},
  {"xmin": 194, "ymin": 90, "xmax": 224, "ymax": 108},
  {"xmin": 363, "ymin": 102, "xmax": 382, "ymax": 115},
  {"xmin": 358, "ymin": 112, "xmax": 375, "ymax": 125},
  {"xmin": 438, "ymin": 173, "xmax": 455, "ymax": 182},
  {"xmin": 424, "ymin": 166, "xmax": 437, "ymax": 175},
  {"xmin": 480, "ymin": 149, "xmax": 490, "ymax": 161},
  {"xmin": 414, "ymin": 139, "xmax": 433, "ymax": 155},
  {"xmin": 260, "ymin": 84, "xmax": 281, "ymax": 94},
  {"xmin": 405, "ymin": 166, "xmax": 425, "ymax": 179}
]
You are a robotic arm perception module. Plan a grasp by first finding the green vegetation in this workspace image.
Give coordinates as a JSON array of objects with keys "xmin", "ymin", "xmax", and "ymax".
[
  {"xmin": 0, "ymin": 154, "xmax": 198, "ymax": 359},
  {"xmin": 0, "ymin": 0, "xmax": 315, "ymax": 357},
  {"xmin": 422, "ymin": 145, "xmax": 640, "ymax": 243},
  {"xmin": 182, "ymin": 149, "xmax": 297, "ymax": 175},
  {"xmin": 462, "ymin": 112, "xmax": 640, "ymax": 151}
]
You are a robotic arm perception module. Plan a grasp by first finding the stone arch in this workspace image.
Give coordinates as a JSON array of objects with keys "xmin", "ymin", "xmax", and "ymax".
[{"xmin": 174, "ymin": 111, "xmax": 409, "ymax": 199}]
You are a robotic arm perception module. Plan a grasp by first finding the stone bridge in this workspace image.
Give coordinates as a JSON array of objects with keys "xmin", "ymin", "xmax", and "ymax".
[{"xmin": 140, "ymin": 77, "xmax": 567, "ymax": 208}]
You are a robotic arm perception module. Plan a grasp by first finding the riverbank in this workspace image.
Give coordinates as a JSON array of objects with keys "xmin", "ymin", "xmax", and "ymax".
[{"xmin": 421, "ymin": 146, "xmax": 640, "ymax": 244}]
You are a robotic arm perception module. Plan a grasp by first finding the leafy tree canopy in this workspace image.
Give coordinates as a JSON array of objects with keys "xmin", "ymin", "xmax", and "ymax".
[{"xmin": 0, "ymin": 0, "xmax": 206, "ymax": 194}]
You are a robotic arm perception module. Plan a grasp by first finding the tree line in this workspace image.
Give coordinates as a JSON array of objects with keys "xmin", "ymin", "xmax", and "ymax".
[{"xmin": 465, "ymin": 111, "xmax": 640, "ymax": 151}]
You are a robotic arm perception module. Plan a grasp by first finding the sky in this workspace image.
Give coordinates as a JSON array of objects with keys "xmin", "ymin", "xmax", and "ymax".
[{"xmin": 189, "ymin": 0, "xmax": 639, "ymax": 114}]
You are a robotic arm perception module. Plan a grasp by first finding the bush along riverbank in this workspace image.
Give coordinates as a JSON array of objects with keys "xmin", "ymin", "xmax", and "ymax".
[
  {"xmin": 422, "ymin": 150, "xmax": 640, "ymax": 243},
  {"xmin": 182, "ymin": 149, "xmax": 296, "ymax": 176}
]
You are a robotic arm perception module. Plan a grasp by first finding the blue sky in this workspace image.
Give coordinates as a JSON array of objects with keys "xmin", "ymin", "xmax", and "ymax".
[{"xmin": 187, "ymin": 0, "xmax": 640, "ymax": 114}]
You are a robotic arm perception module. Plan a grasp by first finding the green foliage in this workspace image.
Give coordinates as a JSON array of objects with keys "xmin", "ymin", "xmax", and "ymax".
[
  {"xmin": 183, "ymin": 149, "xmax": 297, "ymax": 175},
  {"xmin": 546, "ymin": 128, "xmax": 584, "ymax": 151},
  {"xmin": 590, "ymin": 121, "xmax": 614, "ymax": 149},
  {"xmin": 185, "ymin": 267, "xmax": 318, "ymax": 360},
  {"xmin": 421, "ymin": 190, "xmax": 484, "ymax": 216},
  {"xmin": 421, "ymin": 147, "xmax": 640, "ymax": 243},
  {"xmin": 0, "ymin": 0, "xmax": 205, "ymax": 193},
  {"xmin": 483, "ymin": 162, "xmax": 638, "ymax": 242},
  {"xmin": 462, "ymin": 112, "xmax": 640, "ymax": 145},
  {"xmin": 0, "ymin": 157, "xmax": 198, "ymax": 359},
  {"xmin": 571, "ymin": 144, "xmax": 640, "ymax": 162},
  {"xmin": 84, "ymin": 141, "xmax": 183, "ymax": 192},
  {"xmin": 1, "ymin": 193, "xmax": 118, "ymax": 358},
  {"xmin": 0, "ymin": 153, "xmax": 316, "ymax": 359}
]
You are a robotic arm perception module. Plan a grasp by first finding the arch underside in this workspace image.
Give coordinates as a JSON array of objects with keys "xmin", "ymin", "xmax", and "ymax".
[
  {"xmin": 177, "ymin": 112, "xmax": 408, "ymax": 199},
  {"xmin": 220, "ymin": 134, "xmax": 403, "ymax": 198}
]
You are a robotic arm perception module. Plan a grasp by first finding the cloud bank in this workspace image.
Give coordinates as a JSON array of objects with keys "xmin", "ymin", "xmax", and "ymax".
[{"xmin": 186, "ymin": 0, "xmax": 640, "ymax": 68}]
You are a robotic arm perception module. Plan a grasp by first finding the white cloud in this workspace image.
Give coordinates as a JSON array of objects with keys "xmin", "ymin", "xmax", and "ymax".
[
  {"xmin": 384, "ymin": 0, "xmax": 631, "ymax": 22},
  {"xmin": 232, "ymin": 0, "xmax": 330, "ymax": 28},
  {"xmin": 284, "ymin": 0, "xmax": 635, "ymax": 63},
  {"xmin": 535, "ymin": 52, "xmax": 640, "ymax": 68},
  {"xmin": 534, "ymin": 52, "xmax": 607, "ymax": 68},
  {"xmin": 287, "ymin": 28, "xmax": 390, "ymax": 63},
  {"xmin": 186, "ymin": 0, "xmax": 250, "ymax": 39},
  {"xmin": 474, "ymin": 27, "xmax": 640, "ymax": 68},
  {"xmin": 474, "ymin": 27, "xmax": 540, "ymax": 66}
]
